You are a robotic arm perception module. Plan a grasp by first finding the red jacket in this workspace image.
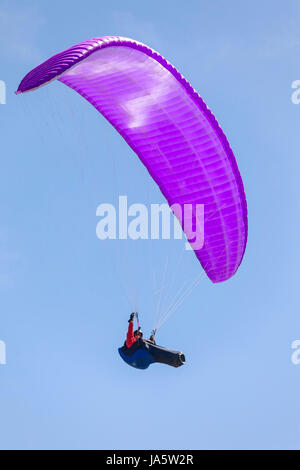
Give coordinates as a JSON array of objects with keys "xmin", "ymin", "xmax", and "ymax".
[{"xmin": 126, "ymin": 321, "xmax": 137, "ymax": 348}]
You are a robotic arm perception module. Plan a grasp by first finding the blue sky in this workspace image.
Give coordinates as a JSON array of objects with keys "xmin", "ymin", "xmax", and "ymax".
[{"xmin": 0, "ymin": 0, "xmax": 300, "ymax": 450}]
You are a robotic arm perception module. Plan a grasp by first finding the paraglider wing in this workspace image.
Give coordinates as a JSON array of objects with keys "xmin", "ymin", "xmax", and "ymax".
[{"xmin": 17, "ymin": 36, "xmax": 248, "ymax": 283}]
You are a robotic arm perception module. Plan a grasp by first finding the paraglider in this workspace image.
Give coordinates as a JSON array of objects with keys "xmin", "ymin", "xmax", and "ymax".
[
  {"xmin": 119, "ymin": 313, "xmax": 185, "ymax": 369},
  {"xmin": 16, "ymin": 36, "xmax": 248, "ymax": 369}
]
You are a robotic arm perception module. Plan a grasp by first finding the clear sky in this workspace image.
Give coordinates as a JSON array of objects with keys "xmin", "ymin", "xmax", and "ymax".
[{"xmin": 0, "ymin": 0, "xmax": 300, "ymax": 450}]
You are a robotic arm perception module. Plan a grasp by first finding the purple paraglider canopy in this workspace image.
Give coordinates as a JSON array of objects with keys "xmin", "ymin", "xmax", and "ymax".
[{"xmin": 17, "ymin": 36, "xmax": 247, "ymax": 283}]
